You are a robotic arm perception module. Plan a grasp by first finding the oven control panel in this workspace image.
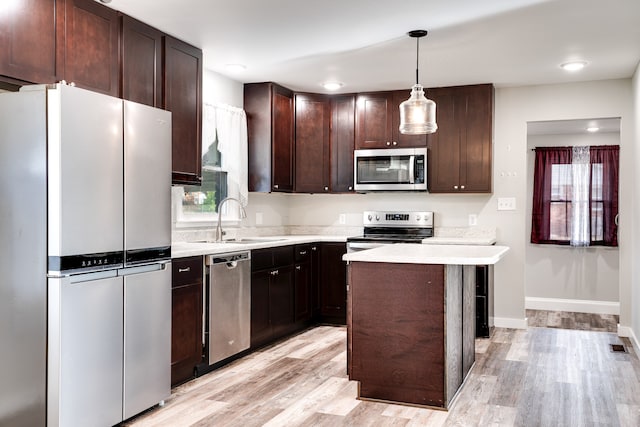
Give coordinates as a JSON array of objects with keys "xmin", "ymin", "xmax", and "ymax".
[{"xmin": 363, "ymin": 210, "xmax": 433, "ymax": 227}]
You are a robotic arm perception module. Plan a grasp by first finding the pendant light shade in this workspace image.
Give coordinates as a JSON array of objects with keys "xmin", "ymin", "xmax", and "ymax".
[{"xmin": 399, "ymin": 30, "xmax": 437, "ymax": 135}]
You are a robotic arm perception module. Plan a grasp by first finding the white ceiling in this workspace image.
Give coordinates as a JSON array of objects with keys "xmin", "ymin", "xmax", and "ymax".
[{"xmin": 104, "ymin": 0, "xmax": 640, "ymax": 94}]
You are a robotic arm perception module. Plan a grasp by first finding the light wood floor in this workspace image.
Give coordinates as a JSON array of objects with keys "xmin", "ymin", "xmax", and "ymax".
[
  {"xmin": 527, "ymin": 309, "xmax": 619, "ymax": 332},
  {"xmin": 125, "ymin": 323, "xmax": 640, "ymax": 426}
]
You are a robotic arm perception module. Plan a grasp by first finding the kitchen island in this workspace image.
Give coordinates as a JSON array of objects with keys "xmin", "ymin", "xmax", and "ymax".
[{"xmin": 342, "ymin": 244, "xmax": 508, "ymax": 409}]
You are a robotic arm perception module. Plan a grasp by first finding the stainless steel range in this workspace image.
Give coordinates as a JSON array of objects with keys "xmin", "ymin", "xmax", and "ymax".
[{"xmin": 347, "ymin": 211, "xmax": 434, "ymax": 252}]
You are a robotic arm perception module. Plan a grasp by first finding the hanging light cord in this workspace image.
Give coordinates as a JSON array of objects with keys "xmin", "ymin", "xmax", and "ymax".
[{"xmin": 415, "ymin": 36, "xmax": 420, "ymax": 85}]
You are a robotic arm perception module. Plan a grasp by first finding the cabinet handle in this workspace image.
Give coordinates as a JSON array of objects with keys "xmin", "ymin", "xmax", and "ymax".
[
  {"xmin": 312, "ymin": 246, "xmax": 317, "ymax": 251},
  {"xmin": 386, "ymin": 141, "xmax": 391, "ymax": 146},
  {"xmin": 299, "ymin": 250, "xmax": 307, "ymax": 255},
  {"xmin": 178, "ymin": 267, "xmax": 191, "ymax": 273},
  {"xmin": 348, "ymin": 186, "xmax": 353, "ymax": 191},
  {"xmin": 270, "ymin": 270, "xmax": 279, "ymax": 276},
  {"xmin": 454, "ymin": 185, "xmax": 458, "ymax": 190},
  {"xmin": 324, "ymin": 186, "xmax": 329, "ymax": 191},
  {"xmin": 296, "ymin": 266, "xmax": 301, "ymax": 271},
  {"xmin": 460, "ymin": 185, "xmax": 465, "ymax": 189},
  {"xmin": 273, "ymin": 184, "xmax": 279, "ymax": 189},
  {"xmin": 392, "ymin": 141, "xmax": 398, "ymax": 146}
]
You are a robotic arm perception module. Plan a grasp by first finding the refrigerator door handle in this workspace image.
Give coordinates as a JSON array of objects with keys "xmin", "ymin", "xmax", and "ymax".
[
  {"xmin": 69, "ymin": 269, "xmax": 119, "ymax": 284},
  {"xmin": 119, "ymin": 261, "xmax": 170, "ymax": 277}
]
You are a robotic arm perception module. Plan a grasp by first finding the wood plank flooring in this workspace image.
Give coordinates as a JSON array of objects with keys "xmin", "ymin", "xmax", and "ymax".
[
  {"xmin": 125, "ymin": 321, "xmax": 640, "ymax": 426},
  {"xmin": 527, "ymin": 309, "xmax": 619, "ymax": 332}
]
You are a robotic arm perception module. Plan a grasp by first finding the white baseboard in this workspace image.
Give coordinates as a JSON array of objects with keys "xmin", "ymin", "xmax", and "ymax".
[
  {"xmin": 617, "ymin": 325, "xmax": 640, "ymax": 353},
  {"xmin": 525, "ymin": 297, "xmax": 619, "ymax": 315},
  {"xmin": 494, "ymin": 317, "xmax": 528, "ymax": 329}
]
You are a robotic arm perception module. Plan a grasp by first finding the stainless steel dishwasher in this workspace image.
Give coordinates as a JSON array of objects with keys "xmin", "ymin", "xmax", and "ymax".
[{"xmin": 206, "ymin": 251, "xmax": 251, "ymax": 365}]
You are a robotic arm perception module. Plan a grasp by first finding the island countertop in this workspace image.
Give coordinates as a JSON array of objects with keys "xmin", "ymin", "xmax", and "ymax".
[{"xmin": 342, "ymin": 243, "xmax": 509, "ymax": 265}]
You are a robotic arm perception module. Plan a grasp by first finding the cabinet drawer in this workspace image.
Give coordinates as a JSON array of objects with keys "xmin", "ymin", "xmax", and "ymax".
[
  {"xmin": 172, "ymin": 256, "xmax": 203, "ymax": 288},
  {"xmin": 272, "ymin": 245, "xmax": 294, "ymax": 267},
  {"xmin": 295, "ymin": 244, "xmax": 311, "ymax": 262},
  {"xmin": 251, "ymin": 248, "xmax": 273, "ymax": 272}
]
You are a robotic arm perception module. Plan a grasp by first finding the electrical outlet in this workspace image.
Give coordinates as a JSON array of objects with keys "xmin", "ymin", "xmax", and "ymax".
[
  {"xmin": 468, "ymin": 214, "xmax": 477, "ymax": 226},
  {"xmin": 339, "ymin": 213, "xmax": 346, "ymax": 224},
  {"xmin": 497, "ymin": 197, "xmax": 516, "ymax": 211}
]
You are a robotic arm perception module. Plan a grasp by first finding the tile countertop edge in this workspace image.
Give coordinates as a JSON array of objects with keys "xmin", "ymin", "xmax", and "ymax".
[
  {"xmin": 171, "ymin": 235, "xmax": 349, "ymax": 258},
  {"xmin": 342, "ymin": 244, "xmax": 510, "ymax": 265}
]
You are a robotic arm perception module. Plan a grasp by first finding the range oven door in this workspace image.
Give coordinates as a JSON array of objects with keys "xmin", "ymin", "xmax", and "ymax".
[{"xmin": 354, "ymin": 147, "xmax": 427, "ymax": 191}]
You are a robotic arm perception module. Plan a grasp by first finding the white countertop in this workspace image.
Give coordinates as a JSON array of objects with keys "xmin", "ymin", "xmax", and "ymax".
[
  {"xmin": 422, "ymin": 236, "xmax": 496, "ymax": 245},
  {"xmin": 171, "ymin": 235, "xmax": 348, "ymax": 258},
  {"xmin": 342, "ymin": 243, "xmax": 509, "ymax": 265}
]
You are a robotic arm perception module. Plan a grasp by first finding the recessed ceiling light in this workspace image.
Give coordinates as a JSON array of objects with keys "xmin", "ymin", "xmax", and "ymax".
[
  {"xmin": 322, "ymin": 82, "xmax": 343, "ymax": 91},
  {"xmin": 560, "ymin": 61, "xmax": 587, "ymax": 72},
  {"xmin": 99, "ymin": 0, "xmax": 112, "ymax": 3},
  {"xmin": 586, "ymin": 126, "xmax": 600, "ymax": 133},
  {"xmin": 225, "ymin": 64, "xmax": 247, "ymax": 73}
]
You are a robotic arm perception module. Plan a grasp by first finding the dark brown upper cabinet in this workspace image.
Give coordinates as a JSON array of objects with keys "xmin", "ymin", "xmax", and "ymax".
[
  {"xmin": 294, "ymin": 93, "xmax": 330, "ymax": 193},
  {"xmin": 163, "ymin": 36, "xmax": 203, "ymax": 185},
  {"xmin": 330, "ymin": 94, "xmax": 356, "ymax": 192},
  {"xmin": 427, "ymin": 84, "xmax": 493, "ymax": 193},
  {"xmin": 245, "ymin": 82, "xmax": 294, "ymax": 192},
  {"xmin": 63, "ymin": 0, "xmax": 120, "ymax": 97},
  {"xmin": 355, "ymin": 90, "xmax": 427, "ymax": 149},
  {"xmin": 121, "ymin": 15, "xmax": 163, "ymax": 108},
  {"xmin": 0, "ymin": 0, "xmax": 64, "ymax": 85}
]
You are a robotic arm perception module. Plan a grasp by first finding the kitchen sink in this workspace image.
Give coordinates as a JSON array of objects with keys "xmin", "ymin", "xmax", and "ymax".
[{"xmin": 193, "ymin": 238, "xmax": 287, "ymax": 244}]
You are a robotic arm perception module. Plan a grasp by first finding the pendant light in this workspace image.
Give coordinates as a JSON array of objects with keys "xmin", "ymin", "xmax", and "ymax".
[{"xmin": 399, "ymin": 30, "xmax": 437, "ymax": 135}]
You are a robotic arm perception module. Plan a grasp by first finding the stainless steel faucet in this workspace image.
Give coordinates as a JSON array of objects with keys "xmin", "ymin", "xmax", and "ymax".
[{"xmin": 215, "ymin": 197, "xmax": 247, "ymax": 242}]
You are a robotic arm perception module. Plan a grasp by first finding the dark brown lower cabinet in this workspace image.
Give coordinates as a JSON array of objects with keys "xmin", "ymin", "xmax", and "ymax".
[
  {"xmin": 349, "ymin": 262, "xmax": 475, "ymax": 409},
  {"xmin": 250, "ymin": 246, "xmax": 296, "ymax": 349},
  {"xmin": 294, "ymin": 245, "xmax": 313, "ymax": 323},
  {"xmin": 171, "ymin": 256, "xmax": 203, "ymax": 386},
  {"xmin": 318, "ymin": 242, "xmax": 347, "ymax": 324}
]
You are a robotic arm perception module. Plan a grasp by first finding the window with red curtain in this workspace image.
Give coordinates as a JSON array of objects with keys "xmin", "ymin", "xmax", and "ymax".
[{"xmin": 531, "ymin": 145, "xmax": 619, "ymax": 246}]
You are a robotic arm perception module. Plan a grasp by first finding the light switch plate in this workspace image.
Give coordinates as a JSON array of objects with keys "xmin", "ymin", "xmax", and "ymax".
[
  {"xmin": 468, "ymin": 214, "xmax": 477, "ymax": 226},
  {"xmin": 339, "ymin": 213, "xmax": 346, "ymax": 224},
  {"xmin": 497, "ymin": 197, "xmax": 516, "ymax": 211}
]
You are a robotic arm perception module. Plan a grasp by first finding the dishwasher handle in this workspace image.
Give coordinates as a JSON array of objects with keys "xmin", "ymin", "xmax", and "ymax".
[{"xmin": 206, "ymin": 251, "xmax": 251, "ymax": 266}]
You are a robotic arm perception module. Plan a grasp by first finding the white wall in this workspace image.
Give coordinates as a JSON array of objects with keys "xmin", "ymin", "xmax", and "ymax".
[
  {"xmin": 524, "ymin": 132, "xmax": 620, "ymax": 307},
  {"xmin": 492, "ymin": 79, "xmax": 633, "ymax": 328},
  {"xmin": 202, "ymin": 69, "xmax": 243, "ymax": 107},
  {"xmin": 631, "ymin": 63, "xmax": 640, "ymax": 345}
]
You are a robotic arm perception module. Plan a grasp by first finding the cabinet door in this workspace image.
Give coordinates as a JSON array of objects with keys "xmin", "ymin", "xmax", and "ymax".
[
  {"xmin": 311, "ymin": 244, "xmax": 321, "ymax": 318},
  {"xmin": 270, "ymin": 265, "xmax": 295, "ymax": 339},
  {"xmin": 355, "ymin": 92, "xmax": 393, "ymax": 149},
  {"xmin": 319, "ymin": 243, "xmax": 347, "ymax": 324},
  {"xmin": 294, "ymin": 244, "xmax": 313, "ymax": 322},
  {"xmin": 330, "ymin": 95, "xmax": 355, "ymax": 192},
  {"xmin": 391, "ymin": 90, "xmax": 428, "ymax": 147},
  {"xmin": 458, "ymin": 84, "xmax": 493, "ymax": 193},
  {"xmin": 171, "ymin": 257, "xmax": 203, "ymax": 386},
  {"xmin": 295, "ymin": 93, "xmax": 330, "ymax": 193},
  {"xmin": 164, "ymin": 36, "xmax": 203, "ymax": 185},
  {"xmin": 64, "ymin": 0, "xmax": 120, "ymax": 96},
  {"xmin": 272, "ymin": 84, "xmax": 294, "ymax": 192},
  {"xmin": 250, "ymin": 269, "xmax": 272, "ymax": 348},
  {"xmin": 294, "ymin": 261, "xmax": 312, "ymax": 322},
  {"xmin": 427, "ymin": 87, "xmax": 461, "ymax": 192},
  {"xmin": 0, "ymin": 0, "xmax": 64, "ymax": 84},
  {"xmin": 427, "ymin": 84, "xmax": 493, "ymax": 193},
  {"xmin": 121, "ymin": 15, "xmax": 163, "ymax": 107}
]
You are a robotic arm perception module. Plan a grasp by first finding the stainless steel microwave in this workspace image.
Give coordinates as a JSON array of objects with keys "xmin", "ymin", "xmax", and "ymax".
[{"xmin": 353, "ymin": 147, "xmax": 427, "ymax": 191}]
